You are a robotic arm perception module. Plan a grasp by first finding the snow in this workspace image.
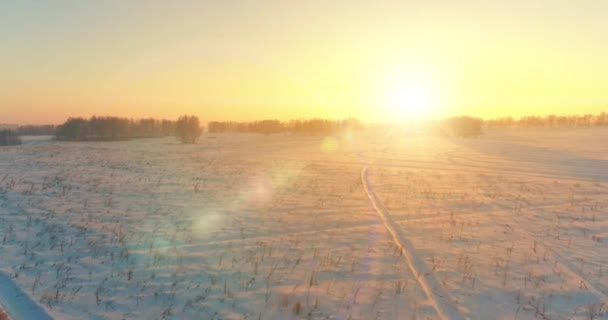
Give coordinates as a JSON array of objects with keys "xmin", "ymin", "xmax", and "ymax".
[
  {"xmin": 0, "ymin": 127, "xmax": 607, "ymax": 319},
  {"xmin": 362, "ymin": 166, "xmax": 464, "ymax": 320},
  {"xmin": 0, "ymin": 271, "xmax": 52, "ymax": 320}
]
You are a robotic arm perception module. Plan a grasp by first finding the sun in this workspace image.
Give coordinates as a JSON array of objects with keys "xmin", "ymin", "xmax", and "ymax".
[
  {"xmin": 388, "ymin": 83, "xmax": 434, "ymax": 118},
  {"xmin": 375, "ymin": 68, "xmax": 444, "ymax": 121},
  {"xmin": 384, "ymin": 77, "xmax": 440, "ymax": 120}
]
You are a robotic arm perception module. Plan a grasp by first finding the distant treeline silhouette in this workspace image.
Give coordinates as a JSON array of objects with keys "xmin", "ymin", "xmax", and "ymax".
[
  {"xmin": 16, "ymin": 125, "xmax": 56, "ymax": 135},
  {"xmin": 0, "ymin": 129, "xmax": 22, "ymax": 146},
  {"xmin": 485, "ymin": 112, "xmax": 608, "ymax": 128},
  {"xmin": 443, "ymin": 116, "xmax": 483, "ymax": 137},
  {"xmin": 208, "ymin": 118, "xmax": 363, "ymax": 135},
  {"xmin": 55, "ymin": 116, "xmax": 177, "ymax": 141}
]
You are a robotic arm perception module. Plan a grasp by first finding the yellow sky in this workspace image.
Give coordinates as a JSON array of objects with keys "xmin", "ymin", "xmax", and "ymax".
[{"xmin": 1, "ymin": 1, "xmax": 607, "ymax": 124}]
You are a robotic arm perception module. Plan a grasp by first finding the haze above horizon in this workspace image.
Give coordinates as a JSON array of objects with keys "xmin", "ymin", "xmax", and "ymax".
[{"xmin": 1, "ymin": 1, "xmax": 607, "ymax": 124}]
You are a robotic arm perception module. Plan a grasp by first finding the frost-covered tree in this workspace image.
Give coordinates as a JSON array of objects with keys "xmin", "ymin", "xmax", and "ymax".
[{"xmin": 175, "ymin": 115, "xmax": 202, "ymax": 144}]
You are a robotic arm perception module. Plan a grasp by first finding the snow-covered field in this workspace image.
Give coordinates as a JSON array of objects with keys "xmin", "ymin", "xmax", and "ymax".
[{"xmin": 0, "ymin": 127, "xmax": 607, "ymax": 319}]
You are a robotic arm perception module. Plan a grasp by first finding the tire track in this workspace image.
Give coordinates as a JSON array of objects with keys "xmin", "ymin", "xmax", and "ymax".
[
  {"xmin": 0, "ymin": 271, "xmax": 53, "ymax": 320},
  {"xmin": 361, "ymin": 166, "xmax": 464, "ymax": 320}
]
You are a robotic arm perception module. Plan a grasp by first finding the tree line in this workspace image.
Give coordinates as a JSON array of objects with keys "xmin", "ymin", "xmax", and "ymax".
[
  {"xmin": 55, "ymin": 116, "xmax": 178, "ymax": 141},
  {"xmin": 53, "ymin": 115, "xmax": 203, "ymax": 143},
  {"xmin": 208, "ymin": 118, "xmax": 363, "ymax": 135},
  {"xmin": 485, "ymin": 112, "xmax": 608, "ymax": 128},
  {"xmin": 439, "ymin": 112, "xmax": 608, "ymax": 138},
  {"xmin": 4, "ymin": 111, "xmax": 607, "ymax": 146},
  {"xmin": 0, "ymin": 129, "xmax": 22, "ymax": 146},
  {"xmin": 16, "ymin": 125, "xmax": 56, "ymax": 135},
  {"xmin": 443, "ymin": 116, "xmax": 484, "ymax": 137}
]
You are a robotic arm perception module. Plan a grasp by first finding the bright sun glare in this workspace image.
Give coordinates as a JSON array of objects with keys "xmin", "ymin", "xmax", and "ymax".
[
  {"xmin": 379, "ymin": 70, "xmax": 441, "ymax": 121},
  {"xmin": 389, "ymin": 84, "xmax": 433, "ymax": 118}
]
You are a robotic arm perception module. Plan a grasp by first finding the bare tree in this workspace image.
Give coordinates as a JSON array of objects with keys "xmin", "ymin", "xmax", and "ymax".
[{"xmin": 175, "ymin": 115, "xmax": 202, "ymax": 143}]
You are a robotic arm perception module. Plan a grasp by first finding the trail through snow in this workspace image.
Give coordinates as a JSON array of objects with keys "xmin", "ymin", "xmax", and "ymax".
[
  {"xmin": 0, "ymin": 272, "xmax": 52, "ymax": 320},
  {"xmin": 361, "ymin": 167, "xmax": 464, "ymax": 320}
]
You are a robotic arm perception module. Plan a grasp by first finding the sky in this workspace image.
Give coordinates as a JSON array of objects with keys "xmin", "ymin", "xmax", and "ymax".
[{"xmin": 1, "ymin": 0, "xmax": 607, "ymax": 124}]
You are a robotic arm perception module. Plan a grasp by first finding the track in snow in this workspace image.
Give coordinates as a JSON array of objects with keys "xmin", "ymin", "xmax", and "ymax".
[
  {"xmin": 361, "ymin": 166, "xmax": 464, "ymax": 320},
  {"xmin": 0, "ymin": 272, "xmax": 53, "ymax": 320}
]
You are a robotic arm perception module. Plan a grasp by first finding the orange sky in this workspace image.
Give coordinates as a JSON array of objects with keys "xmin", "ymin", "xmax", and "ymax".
[{"xmin": 1, "ymin": 1, "xmax": 607, "ymax": 124}]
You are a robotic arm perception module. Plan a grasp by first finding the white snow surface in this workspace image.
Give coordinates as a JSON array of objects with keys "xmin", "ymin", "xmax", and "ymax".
[
  {"xmin": 0, "ymin": 127, "xmax": 607, "ymax": 319},
  {"xmin": 0, "ymin": 271, "xmax": 52, "ymax": 320}
]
